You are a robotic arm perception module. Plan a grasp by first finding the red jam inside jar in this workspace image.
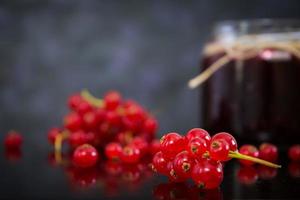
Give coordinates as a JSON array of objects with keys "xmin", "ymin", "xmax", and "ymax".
[{"xmin": 198, "ymin": 19, "xmax": 300, "ymax": 145}]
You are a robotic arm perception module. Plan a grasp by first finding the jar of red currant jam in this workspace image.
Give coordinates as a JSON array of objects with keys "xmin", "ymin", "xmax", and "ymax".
[{"xmin": 190, "ymin": 19, "xmax": 300, "ymax": 145}]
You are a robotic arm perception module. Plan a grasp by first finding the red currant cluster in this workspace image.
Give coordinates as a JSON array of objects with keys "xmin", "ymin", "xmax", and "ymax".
[
  {"xmin": 47, "ymin": 90, "xmax": 158, "ymax": 167},
  {"xmin": 152, "ymin": 128, "xmax": 281, "ymax": 189}
]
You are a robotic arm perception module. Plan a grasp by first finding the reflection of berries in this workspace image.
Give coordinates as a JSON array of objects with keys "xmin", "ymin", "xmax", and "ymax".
[
  {"xmin": 239, "ymin": 145, "xmax": 259, "ymax": 166},
  {"xmin": 288, "ymin": 145, "xmax": 300, "ymax": 162},
  {"xmin": 72, "ymin": 144, "xmax": 99, "ymax": 168},
  {"xmin": 257, "ymin": 165, "xmax": 277, "ymax": 180},
  {"xmin": 4, "ymin": 130, "xmax": 23, "ymax": 149},
  {"xmin": 237, "ymin": 166, "xmax": 258, "ymax": 185},
  {"xmin": 288, "ymin": 162, "xmax": 300, "ymax": 178},
  {"xmin": 5, "ymin": 147, "xmax": 22, "ymax": 162},
  {"xmin": 259, "ymin": 143, "xmax": 278, "ymax": 162}
]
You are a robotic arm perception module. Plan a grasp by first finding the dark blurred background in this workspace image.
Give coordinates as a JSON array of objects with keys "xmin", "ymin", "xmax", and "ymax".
[{"xmin": 0, "ymin": 0, "xmax": 300, "ymax": 199}]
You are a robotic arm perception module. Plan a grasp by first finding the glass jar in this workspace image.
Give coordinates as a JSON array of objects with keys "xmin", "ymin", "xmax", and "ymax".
[{"xmin": 196, "ymin": 19, "xmax": 300, "ymax": 145}]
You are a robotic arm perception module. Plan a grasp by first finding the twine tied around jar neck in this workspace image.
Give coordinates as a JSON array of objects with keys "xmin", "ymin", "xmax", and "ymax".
[{"xmin": 188, "ymin": 34, "xmax": 300, "ymax": 89}]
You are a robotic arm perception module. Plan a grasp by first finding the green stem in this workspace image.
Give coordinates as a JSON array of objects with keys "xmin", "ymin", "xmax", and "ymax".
[
  {"xmin": 54, "ymin": 131, "xmax": 69, "ymax": 164},
  {"xmin": 81, "ymin": 89, "xmax": 104, "ymax": 108},
  {"xmin": 229, "ymin": 151, "xmax": 281, "ymax": 168}
]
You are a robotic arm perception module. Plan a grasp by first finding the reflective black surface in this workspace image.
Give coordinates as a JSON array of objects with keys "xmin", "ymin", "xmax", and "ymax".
[{"xmin": 1, "ymin": 144, "xmax": 300, "ymax": 199}]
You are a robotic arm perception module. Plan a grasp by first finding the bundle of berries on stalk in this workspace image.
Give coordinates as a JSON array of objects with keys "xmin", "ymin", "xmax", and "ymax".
[
  {"xmin": 47, "ymin": 90, "xmax": 159, "ymax": 168},
  {"xmin": 151, "ymin": 128, "xmax": 281, "ymax": 189}
]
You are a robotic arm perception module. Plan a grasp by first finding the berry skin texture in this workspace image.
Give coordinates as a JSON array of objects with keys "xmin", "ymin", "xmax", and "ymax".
[
  {"xmin": 152, "ymin": 151, "xmax": 169, "ymax": 175},
  {"xmin": 238, "ymin": 145, "xmax": 259, "ymax": 166},
  {"xmin": 259, "ymin": 143, "xmax": 278, "ymax": 162},
  {"xmin": 121, "ymin": 145, "xmax": 141, "ymax": 163},
  {"xmin": 209, "ymin": 139, "xmax": 230, "ymax": 161},
  {"xmin": 160, "ymin": 132, "xmax": 186, "ymax": 159},
  {"xmin": 173, "ymin": 151, "xmax": 194, "ymax": 179},
  {"xmin": 187, "ymin": 137, "xmax": 208, "ymax": 159},
  {"xmin": 186, "ymin": 128, "xmax": 211, "ymax": 144},
  {"xmin": 191, "ymin": 159, "xmax": 223, "ymax": 189},
  {"xmin": 4, "ymin": 131, "xmax": 23, "ymax": 149},
  {"xmin": 105, "ymin": 142, "xmax": 122, "ymax": 160},
  {"xmin": 212, "ymin": 132, "xmax": 237, "ymax": 152},
  {"xmin": 73, "ymin": 144, "xmax": 99, "ymax": 168},
  {"xmin": 288, "ymin": 145, "xmax": 300, "ymax": 162}
]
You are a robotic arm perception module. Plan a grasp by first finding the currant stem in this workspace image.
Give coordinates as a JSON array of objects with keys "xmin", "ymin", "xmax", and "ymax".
[
  {"xmin": 54, "ymin": 130, "xmax": 69, "ymax": 164},
  {"xmin": 81, "ymin": 89, "xmax": 104, "ymax": 108},
  {"xmin": 229, "ymin": 151, "xmax": 281, "ymax": 168}
]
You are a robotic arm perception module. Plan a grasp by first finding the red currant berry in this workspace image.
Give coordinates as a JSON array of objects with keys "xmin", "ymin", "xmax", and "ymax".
[
  {"xmin": 143, "ymin": 117, "xmax": 158, "ymax": 135},
  {"xmin": 150, "ymin": 139, "xmax": 160, "ymax": 155},
  {"xmin": 191, "ymin": 159, "xmax": 223, "ymax": 189},
  {"xmin": 168, "ymin": 161, "xmax": 187, "ymax": 183},
  {"xmin": 237, "ymin": 166, "xmax": 258, "ymax": 185},
  {"xmin": 64, "ymin": 112, "xmax": 83, "ymax": 131},
  {"xmin": 4, "ymin": 130, "xmax": 23, "ymax": 149},
  {"xmin": 160, "ymin": 132, "xmax": 186, "ymax": 159},
  {"xmin": 47, "ymin": 127, "xmax": 61, "ymax": 144},
  {"xmin": 82, "ymin": 111, "xmax": 98, "ymax": 130},
  {"xmin": 131, "ymin": 137, "xmax": 148, "ymax": 156},
  {"xmin": 209, "ymin": 139, "xmax": 230, "ymax": 161},
  {"xmin": 238, "ymin": 145, "xmax": 259, "ymax": 166},
  {"xmin": 124, "ymin": 104, "xmax": 145, "ymax": 122},
  {"xmin": 212, "ymin": 132, "xmax": 237, "ymax": 152},
  {"xmin": 106, "ymin": 111, "xmax": 121, "ymax": 127},
  {"xmin": 104, "ymin": 91, "xmax": 121, "ymax": 110},
  {"xmin": 68, "ymin": 93, "xmax": 83, "ymax": 110},
  {"xmin": 72, "ymin": 144, "xmax": 99, "ymax": 168},
  {"xmin": 259, "ymin": 143, "xmax": 278, "ymax": 162},
  {"xmin": 105, "ymin": 142, "xmax": 122, "ymax": 160},
  {"xmin": 152, "ymin": 151, "xmax": 169, "ymax": 175},
  {"xmin": 121, "ymin": 145, "xmax": 141, "ymax": 163},
  {"xmin": 186, "ymin": 128, "xmax": 211, "ymax": 144},
  {"xmin": 76, "ymin": 100, "xmax": 93, "ymax": 115},
  {"xmin": 69, "ymin": 131, "xmax": 88, "ymax": 148},
  {"xmin": 288, "ymin": 145, "xmax": 300, "ymax": 162},
  {"xmin": 187, "ymin": 137, "xmax": 208, "ymax": 159},
  {"xmin": 173, "ymin": 151, "xmax": 194, "ymax": 179}
]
